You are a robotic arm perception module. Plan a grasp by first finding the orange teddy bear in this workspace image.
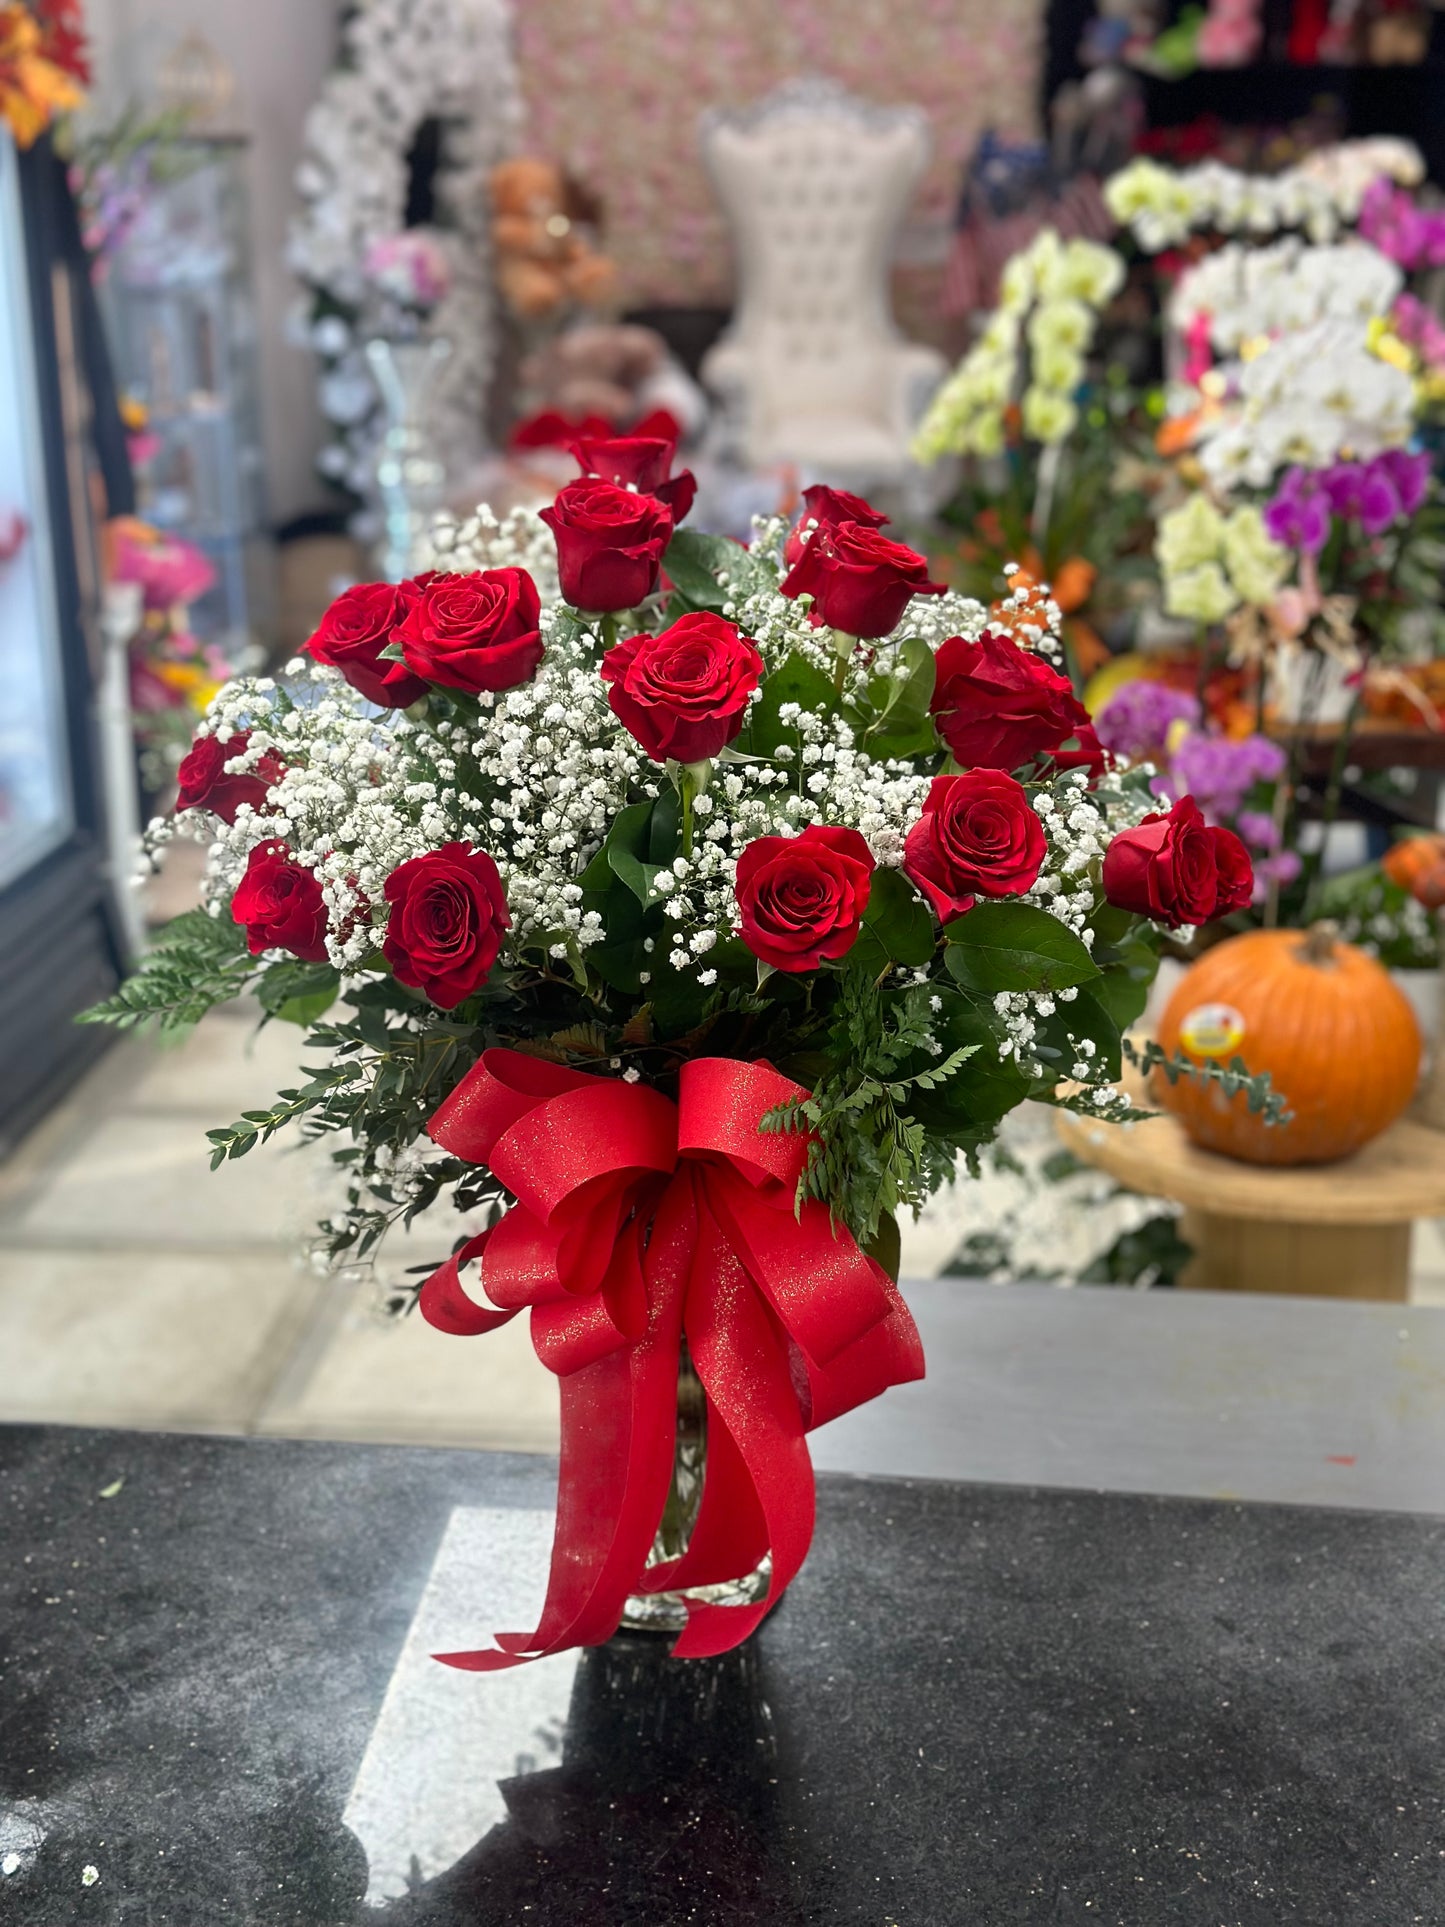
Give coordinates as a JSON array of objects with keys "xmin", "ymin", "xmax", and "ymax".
[{"xmin": 490, "ymin": 156, "xmax": 618, "ymax": 323}]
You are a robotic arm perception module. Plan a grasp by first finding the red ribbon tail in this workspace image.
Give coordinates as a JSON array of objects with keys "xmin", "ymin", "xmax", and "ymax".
[
  {"xmin": 669, "ymin": 1206, "xmax": 815, "ymax": 1661},
  {"xmin": 434, "ymin": 1185, "xmax": 693, "ymax": 1671}
]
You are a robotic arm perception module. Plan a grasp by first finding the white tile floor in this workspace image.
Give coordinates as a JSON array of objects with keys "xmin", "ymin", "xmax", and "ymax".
[{"xmin": 2, "ymin": 990, "xmax": 1443, "ymax": 1452}]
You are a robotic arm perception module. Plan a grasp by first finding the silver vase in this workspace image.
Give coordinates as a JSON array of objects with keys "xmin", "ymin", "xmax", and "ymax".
[{"xmin": 364, "ymin": 335, "xmax": 452, "ymax": 582}]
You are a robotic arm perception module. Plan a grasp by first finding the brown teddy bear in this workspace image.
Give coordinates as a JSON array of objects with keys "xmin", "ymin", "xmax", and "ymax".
[{"xmin": 490, "ymin": 156, "xmax": 619, "ymax": 322}]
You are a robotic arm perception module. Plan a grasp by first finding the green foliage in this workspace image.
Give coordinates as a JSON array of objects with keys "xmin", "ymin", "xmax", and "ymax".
[
  {"xmin": 944, "ymin": 901, "xmax": 1100, "ymax": 994},
  {"xmin": 1120, "ymin": 1036, "xmax": 1291, "ymax": 1126},
  {"xmin": 859, "ymin": 635, "xmax": 937, "ymax": 759},
  {"xmin": 78, "ymin": 910, "xmax": 255, "ymax": 1035},
  {"xmin": 760, "ymin": 965, "xmax": 978, "ymax": 1244},
  {"xmin": 662, "ymin": 528, "xmax": 735, "ymax": 610},
  {"xmin": 736, "ymin": 649, "xmax": 838, "ymax": 758}
]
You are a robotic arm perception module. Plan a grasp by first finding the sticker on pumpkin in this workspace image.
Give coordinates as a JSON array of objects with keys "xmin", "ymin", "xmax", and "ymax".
[{"xmin": 1178, "ymin": 1002, "xmax": 1246, "ymax": 1059}]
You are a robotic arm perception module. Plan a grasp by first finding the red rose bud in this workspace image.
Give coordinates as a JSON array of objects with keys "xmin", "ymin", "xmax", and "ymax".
[
  {"xmin": 780, "ymin": 520, "xmax": 944, "ymax": 640},
  {"xmin": 305, "ymin": 581, "xmax": 428, "ymax": 708},
  {"xmin": 930, "ymin": 630, "xmax": 1091, "ymax": 771},
  {"xmin": 231, "ymin": 841, "xmax": 329, "ymax": 963},
  {"xmin": 396, "ymin": 567, "xmax": 544, "ymax": 694},
  {"xmin": 176, "ymin": 730, "xmax": 284, "ymax": 824},
  {"xmin": 904, "ymin": 771, "xmax": 1046, "ymax": 924},
  {"xmin": 600, "ymin": 612, "xmax": 763, "ymax": 764},
  {"xmin": 783, "ymin": 484, "xmax": 889, "ymax": 567},
  {"xmin": 1102, "ymin": 797, "xmax": 1255, "ymax": 929},
  {"xmin": 538, "ymin": 477, "xmax": 673, "ymax": 614},
  {"xmin": 735, "ymin": 823, "xmax": 875, "ymax": 973},
  {"xmin": 570, "ymin": 432, "xmax": 696, "ymax": 525},
  {"xmin": 382, "ymin": 842, "xmax": 510, "ymax": 1009}
]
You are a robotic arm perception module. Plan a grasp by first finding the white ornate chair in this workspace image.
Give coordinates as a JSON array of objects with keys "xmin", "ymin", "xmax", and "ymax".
[{"xmin": 699, "ymin": 79, "xmax": 948, "ymax": 513}]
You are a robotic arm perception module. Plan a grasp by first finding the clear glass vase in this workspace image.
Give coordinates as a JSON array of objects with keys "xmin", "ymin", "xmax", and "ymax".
[
  {"xmin": 364, "ymin": 335, "xmax": 451, "ymax": 583},
  {"xmin": 619, "ymin": 1352, "xmax": 772, "ymax": 1635}
]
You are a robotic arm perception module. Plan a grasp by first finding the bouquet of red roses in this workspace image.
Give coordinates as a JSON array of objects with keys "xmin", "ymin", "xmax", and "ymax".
[{"xmin": 88, "ymin": 440, "xmax": 1268, "ymax": 1660}]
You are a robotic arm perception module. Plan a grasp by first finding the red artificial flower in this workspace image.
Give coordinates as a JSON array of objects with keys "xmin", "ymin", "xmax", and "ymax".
[
  {"xmin": 176, "ymin": 730, "xmax": 285, "ymax": 825},
  {"xmin": 396, "ymin": 567, "xmax": 544, "ymax": 694},
  {"xmin": 305, "ymin": 581, "xmax": 427, "ymax": 708},
  {"xmin": 600, "ymin": 612, "xmax": 763, "ymax": 764},
  {"xmin": 539, "ymin": 477, "xmax": 673, "ymax": 614},
  {"xmin": 509, "ymin": 408, "xmax": 612, "ymax": 451},
  {"xmin": 735, "ymin": 824, "xmax": 875, "ymax": 973},
  {"xmin": 231, "ymin": 841, "xmax": 329, "ymax": 963},
  {"xmin": 930, "ymin": 630, "xmax": 1091, "ymax": 770},
  {"xmin": 779, "ymin": 520, "xmax": 945, "ymax": 640},
  {"xmin": 903, "ymin": 771, "xmax": 1046, "ymax": 924},
  {"xmin": 783, "ymin": 483, "xmax": 888, "ymax": 567},
  {"xmin": 570, "ymin": 430, "xmax": 696, "ymax": 524},
  {"xmin": 382, "ymin": 842, "xmax": 510, "ymax": 1008},
  {"xmin": 1102, "ymin": 797, "xmax": 1254, "ymax": 928}
]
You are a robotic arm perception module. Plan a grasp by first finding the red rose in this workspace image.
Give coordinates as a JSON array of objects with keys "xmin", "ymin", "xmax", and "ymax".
[
  {"xmin": 176, "ymin": 730, "xmax": 284, "ymax": 824},
  {"xmin": 904, "ymin": 771, "xmax": 1046, "ymax": 924},
  {"xmin": 930, "ymin": 630, "xmax": 1091, "ymax": 770},
  {"xmin": 382, "ymin": 842, "xmax": 510, "ymax": 1008},
  {"xmin": 230, "ymin": 841, "xmax": 329, "ymax": 962},
  {"xmin": 570, "ymin": 432, "xmax": 696, "ymax": 525},
  {"xmin": 735, "ymin": 823, "xmax": 875, "ymax": 972},
  {"xmin": 783, "ymin": 483, "xmax": 888, "ymax": 567},
  {"xmin": 779, "ymin": 520, "xmax": 944, "ymax": 639},
  {"xmin": 395, "ymin": 567, "xmax": 543, "ymax": 694},
  {"xmin": 539, "ymin": 478, "xmax": 673, "ymax": 613},
  {"xmin": 600, "ymin": 612, "xmax": 764, "ymax": 764},
  {"xmin": 1209, "ymin": 822, "xmax": 1256, "ymax": 917},
  {"xmin": 305, "ymin": 581, "xmax": 427, "ymax": 708},
  {"xmin": 1102, "ymin": 797, "xmax": 1255, "ymax": 929}
]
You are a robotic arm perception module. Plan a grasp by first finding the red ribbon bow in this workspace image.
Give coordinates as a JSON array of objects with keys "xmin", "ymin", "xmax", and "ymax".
[{"xmin": 419, "ymin": 1049, "xmax": 924, "ymax": 1665}]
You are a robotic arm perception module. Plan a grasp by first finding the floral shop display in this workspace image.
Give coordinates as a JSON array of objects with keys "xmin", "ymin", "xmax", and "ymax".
[
  {"xmin": 84, "ymin": 450, "xmax": 1272, "ymax": 1663},
  {"xmin": 0, "ymin": 0, "xmax": 85, "ymax": 150},
  {"xmin": 1156, "ymin": 922, "xmax": 1420, "ymax": 1165},
  {"xmin": 287, "ymin": 0, "xmax": 522, "ymax": 513},
  {"xmin": 913, "ymin": 229, "xmax": 1155, "ymax": 683},
  {"xmin": 105, "ymin": 516, "xmax": 254, "ymax": 800}
]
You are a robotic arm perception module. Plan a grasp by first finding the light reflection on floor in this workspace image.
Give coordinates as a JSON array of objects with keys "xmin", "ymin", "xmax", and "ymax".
[{"xmin": 342, "ymin": 1507, "xmax": 578, "ymax": 1907}]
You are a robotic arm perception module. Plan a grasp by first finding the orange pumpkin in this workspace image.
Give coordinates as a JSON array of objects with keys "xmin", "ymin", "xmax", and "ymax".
[
  {"xmin": 1382, "ymin": 833, "xmax": 1445, "ymax": 911},
  {"xmin": 1155, "ymin": 923, "xmax": 1421, "ymax": 1166}
]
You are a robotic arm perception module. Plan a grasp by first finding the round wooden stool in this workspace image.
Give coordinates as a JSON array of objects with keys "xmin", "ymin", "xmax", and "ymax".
[{"xmin": 1055, "ymin": 1107, "xmax": 1445, "ymax": 1302}]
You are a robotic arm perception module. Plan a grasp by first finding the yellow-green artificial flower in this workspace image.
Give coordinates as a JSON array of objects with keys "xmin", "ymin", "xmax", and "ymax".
[
  {"xmin": 1039, "ymin": 238, "xmax": 1126, "ymax": 308},
  {"xmin": 1164, "ymin": 561, "xmax": 1238, "ymax": 624},
  {"xmin": 1032, "ymin": 342, "xmax": 1086, "ymax": 396},
  {"xmin": 1220, "ymin": 505, "xmax": 1289, "ymax": 606},
  {"xmin": 1021, "ymin": 385, "xmax": 1078, "ymax": 445},
  {"xmin": 1028, "ymin": 297, "xmax": 1093, "ymax": 358},
  {"xmin": 1155, "ymin": 492, "xmax": 1226, "ymax": 577}
]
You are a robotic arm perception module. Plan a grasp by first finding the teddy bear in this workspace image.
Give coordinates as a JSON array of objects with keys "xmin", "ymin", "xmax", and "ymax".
[{"xmin": 490, "ymin": 156, "xmax": 619, "ymax": 323}]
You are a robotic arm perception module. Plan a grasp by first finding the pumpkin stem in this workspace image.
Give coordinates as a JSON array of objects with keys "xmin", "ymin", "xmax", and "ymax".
[{"xmin": 1301, "ymin": 920, "xmax": 1340, "ymax": 966}]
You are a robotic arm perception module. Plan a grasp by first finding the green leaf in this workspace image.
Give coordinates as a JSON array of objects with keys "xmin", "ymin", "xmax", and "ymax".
[
  {"xmin": 910, "ymin": 991, "xmax": 1031, "ymax": 1128},
  {"xmin": 607, "ymin": 843, "xmax": 668, "ymax": 906},
  {"xmin": 739, "ymin": 650, "xmax": 837, "ymax": 758},
  {"xmin": 257, "ymin": 961, "xmax": 340, "ymax": 1026},
  {"xmin": 863, "ymin": 1209, "xmax": 902, "ymax": 1283},
  {"xmin": 661, "ymin": 528, "xmax": 737, "ymax": 609},
  {"xmin": 944, "ymin": 902, "xmax": 1101, "ymax": 994},
  {"xmin": 864, "ymin": 635, "xmax": 936, "ymax": 757},
  {"xmin": 859, "ymin": 865, "xmax": 935, "ymax": 968},
  {"xmin": 1036, "ymin": 981, "xmax": 1124, "ymax": 1082},
  {"xmin": 1087, "ymin": 958, "xmax": 1151, "ymax": 1035}
]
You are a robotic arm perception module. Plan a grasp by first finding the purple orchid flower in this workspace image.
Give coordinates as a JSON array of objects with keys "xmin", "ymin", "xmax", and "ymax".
[
  {"xmin": 1322, "ymin": 459, "xmax": 1401, "ymax": 537},
  {"xmin": 1235, "ymin": 809, "xmax": 1280, "ymax": 852},
  {"xmin": 1377, "ymin": 448, "xmax": 1431, "ymax": 518},
  {"xmin": 1263, "ymin": 468, "xmax": 1331, "ymax": 555}
]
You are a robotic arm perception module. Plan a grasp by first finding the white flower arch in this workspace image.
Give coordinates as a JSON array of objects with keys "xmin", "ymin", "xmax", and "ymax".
[{"xmin": 287, "ymin": 0, "xmax": 522, "ymax": 509}]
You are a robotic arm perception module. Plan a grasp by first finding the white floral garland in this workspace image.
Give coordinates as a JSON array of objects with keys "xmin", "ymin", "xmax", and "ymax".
[{"xmin": 286, "ymin": 0, "xmax": 522, "ymax": 512}]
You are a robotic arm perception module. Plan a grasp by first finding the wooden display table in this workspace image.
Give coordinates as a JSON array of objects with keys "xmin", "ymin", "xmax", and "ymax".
[{"xmin": 1055, "ymin": 1107, "xmax": 1445, "ymax": 1302}]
